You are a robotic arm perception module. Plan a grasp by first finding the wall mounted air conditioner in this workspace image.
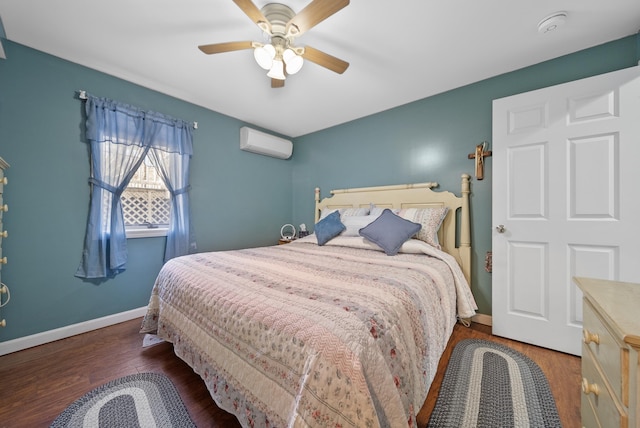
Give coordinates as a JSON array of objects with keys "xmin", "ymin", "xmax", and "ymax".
[{"xmin": 240, "ymin": 126, "xmax": 293, "ymax": 159}]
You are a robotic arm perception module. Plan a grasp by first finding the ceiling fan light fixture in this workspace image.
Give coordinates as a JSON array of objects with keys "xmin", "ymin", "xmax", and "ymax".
[
  {"xmin": 282, "ymin": 48, "xmax": 296, "ymax": 61},
  {"xmin": 285, "ymin": 54, "xmax": 304, "ymax": 75},
  {"xmin": 254, "ymin": 43, "xmax": 276, "ymax": 70},
  {"xmin": 267, "ymin": 59, "xmax": 286, "ymax": 80},
  {"xmin": 198, "ymin": 0, "xmax": 351, "ymax": 88}
]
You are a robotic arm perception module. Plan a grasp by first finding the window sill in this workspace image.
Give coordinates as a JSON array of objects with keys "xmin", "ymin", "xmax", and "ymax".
[{"xmin": 126, "ymin": 227, "xmax": 168, "ymax": 239}]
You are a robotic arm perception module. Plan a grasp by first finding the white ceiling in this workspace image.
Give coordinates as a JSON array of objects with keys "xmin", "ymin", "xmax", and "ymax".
[{"xmin": 1, "ymin": 0, "xmax": 639, "ymax": 137}]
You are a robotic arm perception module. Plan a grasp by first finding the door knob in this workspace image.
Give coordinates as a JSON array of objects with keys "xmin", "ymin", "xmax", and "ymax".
[{"xmin": 496, "ymin": 225, "xmax": 506, "ymax": 233}]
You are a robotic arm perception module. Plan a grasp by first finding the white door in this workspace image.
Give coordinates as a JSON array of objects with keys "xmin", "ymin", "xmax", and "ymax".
[{"xmin": 492, "ymin": 66, "xmax": 640, "ymax": 356}]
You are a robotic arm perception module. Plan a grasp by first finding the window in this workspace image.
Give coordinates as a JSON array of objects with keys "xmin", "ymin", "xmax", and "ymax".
[
  {"xmin": 122, "ymin": 156, "xmax": 170, "ymax": 238},
  {"xmin": 75, "ymin": 94, "xmax": 195, "ymax": 279}
]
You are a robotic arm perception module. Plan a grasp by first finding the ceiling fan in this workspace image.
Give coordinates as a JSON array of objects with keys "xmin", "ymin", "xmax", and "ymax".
[{"xmin": 198, "ymin": 0, "xmax": 350, "ymax": 88}]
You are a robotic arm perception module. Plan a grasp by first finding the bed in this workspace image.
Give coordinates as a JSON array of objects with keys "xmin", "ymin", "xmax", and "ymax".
[{"xmin": 140, "ymin": 174, "xmax": 477, "ymax": 428}]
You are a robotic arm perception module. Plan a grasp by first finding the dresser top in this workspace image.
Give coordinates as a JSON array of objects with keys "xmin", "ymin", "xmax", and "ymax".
[{"xmin": 575, "ymin": 276, "xmax": 640, "ymax": 348}]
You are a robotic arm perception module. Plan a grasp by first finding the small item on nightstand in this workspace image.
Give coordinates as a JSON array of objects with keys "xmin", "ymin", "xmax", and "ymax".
[
  {"xmin": 280, "ymin": 223, "xmax": 296, "ymax": 239},
  {"xmin": 280, "ymin": 224, "xmax": 297, "ymax": 244},
  {"xmin": 298, "ymin": 223, "xmax": 309, "ymax": 238}
]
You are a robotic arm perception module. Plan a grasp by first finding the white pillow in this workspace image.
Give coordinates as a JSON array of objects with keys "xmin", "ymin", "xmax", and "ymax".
[
  {"xmin": 320, "ymin": 207, "xmax": 370, "ymax": 220},
  {"xmin": 341, "ymin": 215, "xmax": 379, "ymax": 236},
  {"xmin": 369, "ymin": 206, "xmax": 399, "ymax": 217}
]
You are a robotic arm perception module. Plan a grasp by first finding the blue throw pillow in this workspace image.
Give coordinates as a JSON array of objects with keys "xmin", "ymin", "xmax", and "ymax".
[
  {"xmin": 314, "ymin": 210, "xmax": 346, "ymax": 246},
  {"xmin": 359, "ymin": 209, "xmax": 421, "ymax": 255}
]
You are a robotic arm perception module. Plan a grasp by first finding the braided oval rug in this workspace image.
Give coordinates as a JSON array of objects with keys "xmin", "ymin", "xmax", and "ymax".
[
  {"xmin": 50, "ymin": 372, "xmax": 196, "ymax": 428},
  {"xmin": 427, "ymin": 339, "xmax": 561, "ymax": 428}
]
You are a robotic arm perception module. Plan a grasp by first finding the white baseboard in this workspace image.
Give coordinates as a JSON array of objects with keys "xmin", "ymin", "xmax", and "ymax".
[
  {"xmin": 0, "ymin": 307, "xmax": 148, "ymax": 357},
  {"xmin": 471, "ymin": 313, "xmax": 492, "ymax": 326},
  {"xmin": 0, "ymin": 308, "xmax": 493, "ymax": 356}
]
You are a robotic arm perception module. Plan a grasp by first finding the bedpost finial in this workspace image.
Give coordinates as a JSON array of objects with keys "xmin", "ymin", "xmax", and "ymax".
[{"xmin": 461, "ymin": 173, "xmax": 470, "ymax": 193}]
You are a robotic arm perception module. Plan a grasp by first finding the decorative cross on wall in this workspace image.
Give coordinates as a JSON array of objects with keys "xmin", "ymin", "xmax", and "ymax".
[{"xmin": 467, "ymin": 142, "xmax": 492, "ymax": 180}]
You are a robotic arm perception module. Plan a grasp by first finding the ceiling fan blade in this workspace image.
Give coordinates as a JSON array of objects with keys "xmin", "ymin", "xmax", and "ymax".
[
  {"xmin": 198, "ymin": 41, "xmax": 254, "ymax": 55},
  {"xmin": 233, "ymin": 0, "xmax": 272, "ymax": 33},
  {"xmin": 302, "ymin": 46, "xmax": 349, "ymax": 74},
  {"xmin": 271, "ymin": 78, "xmax": 285, "ymax": 88},
  {"xmin": 286, "ymin": 0, "xmax": 349, "ymax": 36}
]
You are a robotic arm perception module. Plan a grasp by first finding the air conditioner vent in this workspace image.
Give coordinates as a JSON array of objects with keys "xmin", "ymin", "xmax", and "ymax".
[{"xmin": 240, "ymin": 127, "xmax": 293, "ymax": 159}]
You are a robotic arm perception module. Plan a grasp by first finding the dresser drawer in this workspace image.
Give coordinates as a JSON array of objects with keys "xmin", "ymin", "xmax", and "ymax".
[
  {"xmin": 582, "ymin": 344, "xmax": 627, "ymax": 428},
  {"xmin": 583, "ymin": 300, "xmax": 628, "ymax": 406},
  {"xmin": 581, "ymin": 391, "xmax": 601, "ymax": 428}
]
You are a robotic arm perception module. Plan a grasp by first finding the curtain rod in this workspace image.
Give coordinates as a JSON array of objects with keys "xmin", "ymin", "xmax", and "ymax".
[{"xmin": 78, "ymin": 90, "xmax": 198, "ymax": 129}]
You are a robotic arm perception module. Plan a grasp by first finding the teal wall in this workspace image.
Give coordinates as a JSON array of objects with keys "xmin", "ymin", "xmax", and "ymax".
[
  {"xmin": 0, "ymin": 40, "xmax": 293, "ymax": 342},
  {"xmin": 292, "ymin": 35, "xmax": 640, "ymax": 315},
  {"xmin": 0, "ymin": 35, "xmax": 638, "ymax": 343}
]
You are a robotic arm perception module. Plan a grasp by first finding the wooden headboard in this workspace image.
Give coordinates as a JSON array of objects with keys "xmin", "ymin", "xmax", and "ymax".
[{"xmin": 314, "ymin": 174, "xmax": 471, "ymax": 284}]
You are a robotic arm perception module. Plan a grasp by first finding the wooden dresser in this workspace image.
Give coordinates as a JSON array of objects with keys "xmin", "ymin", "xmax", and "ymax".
[
  {"xmin": 575, "ymin": 277, "xmax": 640, "ymax": 428},
  {"xmin": 0, "ymin": 157, "xmax": 8, "ymax": 328}
]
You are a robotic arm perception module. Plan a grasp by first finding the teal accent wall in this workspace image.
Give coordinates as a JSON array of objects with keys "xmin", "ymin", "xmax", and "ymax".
[
  {"xmin": 292, "ymin": 34, "xmax": 640, "ymax": 315},
  {"xmin": 0, "ymin": 34, "xmax": 638, "ymax": 343},
  {"xmin": 0, "ymin": 40, "xmax": 292, "ymax": 342}
]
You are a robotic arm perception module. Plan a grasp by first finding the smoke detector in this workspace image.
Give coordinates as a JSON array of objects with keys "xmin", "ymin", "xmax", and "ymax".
[{"xmin": 538, "ymin": 12, "xmax": 567, "ymax": 34}]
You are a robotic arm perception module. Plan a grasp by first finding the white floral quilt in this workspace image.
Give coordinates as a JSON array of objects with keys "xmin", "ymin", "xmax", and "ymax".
[{"xmin": 140, "ymin": 237, "xmax": 477, "ymax": 428}]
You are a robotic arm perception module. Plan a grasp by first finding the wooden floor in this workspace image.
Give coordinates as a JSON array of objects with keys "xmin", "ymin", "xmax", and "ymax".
[{"xmin": 0, "ymin": 318, "xmax": 581, "ymax": 428}]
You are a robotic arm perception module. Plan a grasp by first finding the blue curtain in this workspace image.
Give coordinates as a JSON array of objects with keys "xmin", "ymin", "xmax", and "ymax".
[
  {"xmin": 148, "ymin": 147, "xmax": 196, "ymax": 262},
  {"xmin": 75, "ymin": 95, "xmax": 195, "ymax": 279}
]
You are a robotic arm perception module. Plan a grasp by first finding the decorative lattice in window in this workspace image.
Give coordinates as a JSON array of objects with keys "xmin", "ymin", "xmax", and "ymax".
[{"xmin": 122, "ymin": 160, "xmax": 170, "ymax": 226}]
